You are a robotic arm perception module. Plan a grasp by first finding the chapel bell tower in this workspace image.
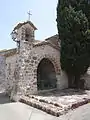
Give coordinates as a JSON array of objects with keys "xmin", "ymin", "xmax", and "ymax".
[
  {"xmin": 11, "ymin": 20, "xmax": 37, "ymax": 49},
  {"xmin": 11, "ymin": 17, "xmax": 37, "ymax": 95}
]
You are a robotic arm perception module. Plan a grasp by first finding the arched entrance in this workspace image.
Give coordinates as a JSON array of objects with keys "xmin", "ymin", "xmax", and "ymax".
[{"xmin": 37, "ymin": 58, "xmax": 57, "ymax": 90}]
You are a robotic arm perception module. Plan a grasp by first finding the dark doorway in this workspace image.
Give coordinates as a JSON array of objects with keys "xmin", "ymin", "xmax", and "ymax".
[{"xmin": 37, "ymin": 58, "xmax": 57, "ymax": 90}]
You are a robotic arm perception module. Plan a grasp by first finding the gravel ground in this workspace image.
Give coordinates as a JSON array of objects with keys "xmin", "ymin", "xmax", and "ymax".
[
  {"xmin": 20, "ymin": 89, "xmax": 90, "ymax": 117},
  {"xmin": 0, "ymin": 92, "xmax": 90, "ymax": 120},
  {"xmin": 59, "ymin": 103, "xmax": 90, "ymax": 120}
]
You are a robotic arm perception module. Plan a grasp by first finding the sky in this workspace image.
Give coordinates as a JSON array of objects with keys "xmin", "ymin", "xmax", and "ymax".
[{"xmin": 0, "ymin": 0, "xmax": 58, "ymax": 50}]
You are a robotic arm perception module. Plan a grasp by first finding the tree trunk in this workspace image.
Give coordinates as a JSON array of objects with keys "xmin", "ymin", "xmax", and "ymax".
[
  {"xmin": 74, "ymin": 74, "xmax": 80, "ymax": 88},
  {"xmin": 67, "ymin": 73, "xmax": 73, "ymax": 88}
]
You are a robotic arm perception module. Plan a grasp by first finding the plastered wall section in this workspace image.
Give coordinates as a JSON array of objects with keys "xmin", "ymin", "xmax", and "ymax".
[
  {"xmin": 0, "ymin": 56, "xmax": 6, "ymax": 91},
  {"xmin": 5, "ymin": 54, "xmax": 17, "ymax": 93}
]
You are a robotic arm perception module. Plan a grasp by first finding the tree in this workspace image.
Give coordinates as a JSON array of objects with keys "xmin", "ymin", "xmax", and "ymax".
[
  {"xmin": 57, "ymin": 0, "xmax": 90, "ymax": 88},
  {"xmin": 70, "ymin": 0, "xmax": 90, "ymax": 28}
]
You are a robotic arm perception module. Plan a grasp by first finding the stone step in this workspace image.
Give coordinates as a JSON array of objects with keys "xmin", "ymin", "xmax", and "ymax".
[{"xmin": 19, "ymin": 96, "xmax": 65, "ymax": 117}]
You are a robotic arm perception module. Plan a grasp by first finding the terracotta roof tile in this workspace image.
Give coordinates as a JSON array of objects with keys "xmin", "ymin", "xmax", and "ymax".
[
  {"xmin": 13, "ymin": 21, "xmax": 37, "ymax": 31},
  {"xmin": 0, "ymin": 48, "xmax": 17, "ymax": 57},
  {"xmin": 33, "ymin": 35, "xmax": 60, "ymax": 50}
]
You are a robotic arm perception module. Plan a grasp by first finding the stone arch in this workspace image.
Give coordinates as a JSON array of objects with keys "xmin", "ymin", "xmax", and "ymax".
[
  {"xmin": 33, "ymin": 54, "xmax": 60, "ymax": 90},
  {"xmin": 36, "ymin": 54, "xmax": 60, "ymax": 75},
  {"xmin": 37, "ymin": 58, "xmax": 57, "ymax": 90}
]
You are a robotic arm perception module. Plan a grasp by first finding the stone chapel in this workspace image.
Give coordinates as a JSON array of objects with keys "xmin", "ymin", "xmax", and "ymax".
[{"xmin": 0, "ymin": 20, "xmax": 90, "ymax": 100}]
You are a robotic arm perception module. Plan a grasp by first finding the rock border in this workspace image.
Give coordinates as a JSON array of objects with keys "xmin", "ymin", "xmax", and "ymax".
[
  {"xmin": 19, "ymin": 94, "xmax": 90, "ymax": 117},
  {"xmin": 71, "ymin": 98, "xmax": 90, "ymax": 109}
]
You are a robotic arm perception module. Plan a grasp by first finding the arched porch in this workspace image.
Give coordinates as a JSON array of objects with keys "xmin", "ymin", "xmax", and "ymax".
[{"xmin": 37, "ymin": 58, "xmax": 57, "ymax": 90}]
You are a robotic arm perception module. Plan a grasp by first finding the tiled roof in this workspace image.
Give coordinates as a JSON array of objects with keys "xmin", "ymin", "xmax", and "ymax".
[
  {"xmin": 45, "ymin": 34, "xmax": 60, "ymax": 47},
  {"xmin": 13, "ymin": 21, "xmax": 37, "ymax": 31},
  {"xmin": 0, "ymin": 35, "xmax": 60, "ymax": 57},
  {"xmin": 33, "ymin": 34, "xmax": 60, "ymax": 50},
  {"xmin": 0, "ymin": 49, "xmax": 7, "ymax": 53},
  {"xmin": 0, "ymin": 48, "xmax": 17, "ymax": 57}
]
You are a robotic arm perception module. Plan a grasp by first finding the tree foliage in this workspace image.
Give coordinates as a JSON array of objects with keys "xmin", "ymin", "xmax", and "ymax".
[{"xmin": 57, "ymin": 0, "xmax": 90, "ymax": 88}]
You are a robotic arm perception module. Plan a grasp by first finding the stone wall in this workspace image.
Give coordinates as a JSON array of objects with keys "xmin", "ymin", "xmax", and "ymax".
[
  {"xmin": 5, "ymin": 54, "xmax": 17, "ymax": 94},
  {"xmin": 32, "ymin": 44, "xmax": 61, "ymax": 92},
  {"xmin": 18, "ymin": 41, "xmax": 68, "ymax": 96},
  {"xmin": 33, "ymin": 45, "xmax": 68, "ymax": 91},
  {"xmin": 0, "ymin": 56, "xmax": 6, "ymax": 91},
  {"xmin": 58, "ymin": 71, "xmax": 68, "ymax": 89},
  {"xmin": 81, "ymin": 67, "xmax": 90, "ymax": 89}
]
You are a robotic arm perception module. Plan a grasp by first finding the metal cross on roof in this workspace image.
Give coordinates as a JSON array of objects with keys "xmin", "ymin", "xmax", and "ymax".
[{"xmin": 27, "ymin": 10, "xmax": 32, "ymax": 21}]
